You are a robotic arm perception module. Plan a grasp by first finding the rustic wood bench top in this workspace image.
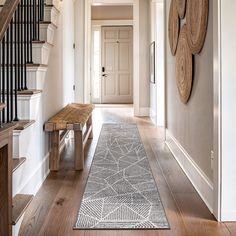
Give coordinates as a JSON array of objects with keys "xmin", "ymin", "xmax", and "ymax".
[{"xmin": 45, "ymin": 103, "xmax": 94, "ymax": 131}]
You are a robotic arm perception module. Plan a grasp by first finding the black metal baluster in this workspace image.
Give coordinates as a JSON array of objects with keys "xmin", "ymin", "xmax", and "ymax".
[
  {"xmin": 33, "ymin": 0, "xmax": 36, "ymax": 40},
  {"xmin": 29, "ymin": 0, "xmax": 33, "ymax": 63},
  {"xmin": 41, "ymin": 0, "xmax": 44, "ymax": 21},
  {"xmin": 23, "ymin": 0, "xmax": 27, "ymax": 89},
  {"xmin": 37, "ymin": 0, "xmax": 39, "ymax": 40},
  {"xmin": 26, "ymin": 0, "xmax": 29, "ymax": 62},
  {"xmin": 6, "ymin": 27, "xmax": 10, "ymax": 123},
  {"xmin": 17, "ymin": 6, "xmax": 21, "ymax": 91},
  {"xmin": 10, "ymin": 20, "xmax": 14, "ymax": 121},
  {"xmin": 0, "ymin": 43, "xmax": 1, "ymax": 124},
  {"xmin": 14, "ymin": 9, "xmax": 19, "ymax": 121},
  {"xmin": 2, "ymin": 37, "xmax": 5, "ymax": 123},
  {"xmin": 20, "ymin": 1, "xmax": 24, "ymax": 90}
]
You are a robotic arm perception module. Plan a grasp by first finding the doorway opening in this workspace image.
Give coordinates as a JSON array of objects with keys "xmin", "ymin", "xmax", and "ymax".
[{"xmin": 90, "ymin": 5, "xmax": 133, "ymax": 105}]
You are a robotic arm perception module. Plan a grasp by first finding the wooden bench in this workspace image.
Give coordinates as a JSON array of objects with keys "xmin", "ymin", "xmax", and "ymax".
[{"xmin": 44, "ymin": 103, "xmax": 94, "ymax": 171}]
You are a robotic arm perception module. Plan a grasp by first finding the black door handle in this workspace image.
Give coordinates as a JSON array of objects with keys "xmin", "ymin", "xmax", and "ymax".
[{"xmin": 102, "ymin": 74, "xmax": 108, "ymax": 77}]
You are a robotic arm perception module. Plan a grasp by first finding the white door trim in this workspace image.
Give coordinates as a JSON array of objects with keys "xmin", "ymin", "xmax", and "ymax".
[
  {"xmin": 213, "ymin": 0, "xmax": 221, "ymax": 221},
  {"xmin": 133, "ymin": 0, "xmax": 140, "ymax": 116}
]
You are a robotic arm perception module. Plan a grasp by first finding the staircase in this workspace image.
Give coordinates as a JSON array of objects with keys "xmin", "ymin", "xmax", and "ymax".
[{"xmin": 0, "ymin": 0, "xmax": 61, "ymax": 235}]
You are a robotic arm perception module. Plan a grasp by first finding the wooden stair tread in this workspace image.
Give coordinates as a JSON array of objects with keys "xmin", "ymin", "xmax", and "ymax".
[
  {"xmin": 26, "ymin": 63, "xmax": 48, "ymax": 68},
  {"xmin": 32, "ymin": 40, "xmax": 53, "ymax": 47},
  {"xmin": 45, "ymin": 4, "xmax": 60, "ymax": 13},
  {"xmin": 17, "ymin": 89, "xmax": 42, "ymax": 95},
  {"xmin": 12, "ymin": 194, "xmax": 33, "ymax": 225},
  {"xmin": 40, "ymin": 21, "xmax": 57, "ymax": 29},
  {"xmin": 0, "ymin": 102, "xmax": 6, "ymax": 111},
  {"xmin": 12, "ymin": 157, "xmax": 26, "ymax": 172},
  {"xmin": 14, "ymin": 120, "xmax": 35, "ymax": 130},
  {"xmin": 0, "ymin": 122, "xmax": 18, "ymax": 133}
]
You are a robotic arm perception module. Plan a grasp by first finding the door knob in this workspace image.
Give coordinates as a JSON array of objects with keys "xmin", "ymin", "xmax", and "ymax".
[{"xmin": 102, "ymin": 74, "xmax": 108, "ymax": 77}]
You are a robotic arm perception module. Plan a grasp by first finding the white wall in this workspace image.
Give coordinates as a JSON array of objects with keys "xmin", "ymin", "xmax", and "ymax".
[
  {"xmin": 62, "ymin": 0, "xmax": 75, "ymax": 104},
  {"xmin": 43, "ymin": 0, "xmax": 75, "ymax": 120},
  {"xmin": 149, "ymin": 1, "xmax": 165, "ymax": 126},
  {"xmin": 74, "ymin": 0, "xmax": 85, "ymax": 103},
  {"xmin": 219, "ymin": 0, "xmax": 236, "ymax": 221}
]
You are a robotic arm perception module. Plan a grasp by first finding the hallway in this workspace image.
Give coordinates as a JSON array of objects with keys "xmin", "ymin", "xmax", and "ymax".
[{"xmin": 19, "ymin": 107, "xmax": 236, "ymax": 236}]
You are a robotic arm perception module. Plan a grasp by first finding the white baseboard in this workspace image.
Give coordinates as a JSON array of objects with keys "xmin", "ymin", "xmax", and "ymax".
[
  {"xmin": 134, "ymin": 107, "xmax": 150, "ymax": 117},
  {"xmin": 17, "ymin": 153, "xmax": 50, "ymax": 196},
  {"xmin": 165, "ymin": 129, "xmax": 214, "ymax": 213},
  {"xmin": 221, "ymin": 212, "xmax": 236, "ymax": 221},
  {"xmin": 149, "ymin": 108, "xmax": 157, "ymax": 124}
]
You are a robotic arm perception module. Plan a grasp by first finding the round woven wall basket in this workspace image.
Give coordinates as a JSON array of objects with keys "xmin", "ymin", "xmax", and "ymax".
[
  {"xmin": 176, "ymin": 25, "xmax": 193, "ymax": 104},
  {"xmin": 168, "ymin": 0, "xmax": 180, "ymax": 56},
  {"xmin": 175, "ymin": 0, "xmax": 186, "ymax": 19},
  {"xmin": 186, "ymin": 0, "xmax": 209, "ymax": 54}
]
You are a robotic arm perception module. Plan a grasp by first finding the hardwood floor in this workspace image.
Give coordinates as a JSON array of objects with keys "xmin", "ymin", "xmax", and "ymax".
[{"xmin": 20, "ymin": 107, "xmax": 236, "ymax": 236}]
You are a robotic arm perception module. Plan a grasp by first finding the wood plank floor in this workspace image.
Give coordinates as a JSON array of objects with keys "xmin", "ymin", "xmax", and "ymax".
[{"xmin": 20, "ymin": 107, "xmax": 236, "ymax": 236}]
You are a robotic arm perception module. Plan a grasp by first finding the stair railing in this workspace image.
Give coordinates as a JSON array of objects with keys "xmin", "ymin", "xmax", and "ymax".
[{"xmin": 0, "ymin": 0, "xmax": 44, "ymax": 126}]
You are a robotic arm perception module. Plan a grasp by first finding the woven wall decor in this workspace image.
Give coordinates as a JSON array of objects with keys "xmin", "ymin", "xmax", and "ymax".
[
  {"xmin": 168, "ymin": 0, "xmax": 180, "ymax": 55},
  {"xmin": 175, "ymin": 0, "xmax": 186, "ymax": 19},
  {"xmin": 176, "ymin": 25, "xmax": 193, "ymax": 104},
  {"xmin": 186, "ymin": 0, "xmax": 209, "ymax": 54}
]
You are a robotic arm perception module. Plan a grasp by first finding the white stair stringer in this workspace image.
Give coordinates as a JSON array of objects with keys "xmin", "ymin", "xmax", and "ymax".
[
  {"xmin": 44, "ymin": 5, "xmax": 60, "ymax": 26},
  {"xmin": 27, "ymin": 64, "xmax": 48, "ymax": 90},
  {"xmin": 32, "ymin": 41, "xmax": 53, "ymax": 65},
  {"xmin": 40, "ymin": 22, "xmax": 57, "ymax": 45},
  {"xmin": 11, "ymin": 1, "xmax": 61, "ymax": 235},
  {"xmin": 17, "ymin": 92, "xmax": 41, "ymax": 120},
  {"xmin": 12, "ymin": 0, "xmax": 60, "ymax": 193}
]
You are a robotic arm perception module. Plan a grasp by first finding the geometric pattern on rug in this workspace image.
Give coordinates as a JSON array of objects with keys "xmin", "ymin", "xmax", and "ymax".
[{"xmin": 74, "ymin": 123, "xmax": 170, "ymax": 229}]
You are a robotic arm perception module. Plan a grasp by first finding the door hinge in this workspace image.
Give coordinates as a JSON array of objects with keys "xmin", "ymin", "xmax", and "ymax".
[
  {"xmin": 73, "ymin": 85, "xmax": 75, "ymax": 91},
  {"xmin": 73, "ymin": 43, "xmax": 75, "ymax": 49},
  {"xmin": 210, "ymin": 150, "xmax": 214, "ymax": 170}
]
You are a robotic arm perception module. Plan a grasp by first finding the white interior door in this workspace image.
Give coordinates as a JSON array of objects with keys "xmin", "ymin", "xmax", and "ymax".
[{"xmin": 101, "ymin": 26, "xmax": 133, "ymax": 104}]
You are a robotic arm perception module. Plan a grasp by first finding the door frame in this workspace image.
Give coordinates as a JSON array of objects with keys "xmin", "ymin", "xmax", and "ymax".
[{"xmin": 91, "ymin": 20, "xmax": 133, "ymax": 104}]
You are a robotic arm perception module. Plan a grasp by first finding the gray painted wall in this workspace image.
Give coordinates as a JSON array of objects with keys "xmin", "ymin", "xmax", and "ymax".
[{"xmin": 165, "ymin": 0, "xmax": 213, "ymax": 181}]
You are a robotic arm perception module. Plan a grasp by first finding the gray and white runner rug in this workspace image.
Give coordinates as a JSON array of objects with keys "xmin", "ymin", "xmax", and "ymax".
[{"xmin": 74, "ymin": 123, "xmax": 169, "ymax": 229}]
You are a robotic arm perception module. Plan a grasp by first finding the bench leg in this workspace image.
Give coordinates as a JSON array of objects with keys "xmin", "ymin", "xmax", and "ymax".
[
  {"xmin": 87, "ymin": 114, "xmax": 93, "ymax": 139},
  {"xmin": 74, "ymin": 130, "xmax": 84, "ymax": 170},
  {"xmin": 49, "ymin": 131, "xmax": 60, "ymax": 171}
]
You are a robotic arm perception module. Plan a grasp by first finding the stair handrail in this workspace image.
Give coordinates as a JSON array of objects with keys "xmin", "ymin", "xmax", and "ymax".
[{"xmin": 0, "ymin": 0, "xmax": 21, "ymax": 41}]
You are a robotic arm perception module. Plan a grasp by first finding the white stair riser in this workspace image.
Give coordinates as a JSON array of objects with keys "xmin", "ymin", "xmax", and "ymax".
[
  {"xmin": 12, "ymin": 212, "xmax": 25, "ymax": 236},
  {"xmin": 27, "ymin": 67, "xmax": 47, "ymax": 90},
  {"xmin": 1, "ymin": 68, "xmax": 46, "ymax": 90},
  {"xmin": 17, "ymin": 93, "xmax": 41, "ymax": 120},
  {"xmin": 40, "ymin": 24, "xmax": 56, "ymax": 45},
  {"xmin": 44, "ymin": 6, "xmax": 59, "ymax": 26},
  {"xmin": 32, "ymin": 43, "xmax": 52, "ymax": 65}
]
